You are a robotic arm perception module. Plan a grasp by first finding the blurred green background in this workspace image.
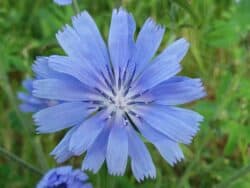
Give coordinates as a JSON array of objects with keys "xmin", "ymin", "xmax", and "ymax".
[{"xmin": 0, "ymin": 0, "xmax": 250, "ymax": 187}]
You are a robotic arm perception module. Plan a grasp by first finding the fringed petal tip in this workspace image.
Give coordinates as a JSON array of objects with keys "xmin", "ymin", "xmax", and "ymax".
[
  {"xmin": 81, "ymin": 165, "xmax": 99, "ymax": 174},
  {"xmin": 112, "ymin": 7, "xmax": 129, "ymax": 15},
  {"xmin": 50, "ymin": 147, "xmax": 73, "ymax": 164},
  {"xmin": 135, "ymin": 171, "xmax": 156, "ymax": 183},
  {"xmin": 142, "ymin": 17, "xmax": 165, "ymax": 31},
  {"xmin": 168, "ymin": 155, "xmax": 185, "ymax": 167},
  {"xmin": 56, "ymin": 24, "xmax": 72, "ymax": 38},
  {"xmin": 108, "ymin": 170, "xmax": 126, "ymax": 176},
  {"xmin": 72, "ymin": 11, "xmax": 89, "ymax": 22}
]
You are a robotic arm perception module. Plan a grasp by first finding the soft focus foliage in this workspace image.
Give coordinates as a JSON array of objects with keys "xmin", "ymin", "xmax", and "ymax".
[{"xmin": 0, "ymin": 0, "xmax": 250, "ymax": 187}]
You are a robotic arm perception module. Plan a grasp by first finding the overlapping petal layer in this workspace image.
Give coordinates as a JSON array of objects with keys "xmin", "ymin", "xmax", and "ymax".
[{"xmin": 26, "ymin": 8, "xmax": 206, "ymax": 181}]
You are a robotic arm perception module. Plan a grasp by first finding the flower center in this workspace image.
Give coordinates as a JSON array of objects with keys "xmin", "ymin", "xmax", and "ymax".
[{"xmin": 113, "ymin": 90, "xmax": 127, "ymax": 110}]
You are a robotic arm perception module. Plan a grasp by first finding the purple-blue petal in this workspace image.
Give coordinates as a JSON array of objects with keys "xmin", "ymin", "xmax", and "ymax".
[
  {"xmin": 72, "ymin": 11, "xmax": 109, "ymax": 69},
  {"xmin": 148, "ymin": 76, "xmax": 206, "ymax": 105},
  {"xmin": 48, "ymin": 55, "xmax": 105, "ymax": 90},
  {"xmin": 153, "ymin": 38, "xmax": 189, "ymax": 65},
  {"xmin": 108, "ymin": 8, "xmax": 135, "ymax": 75},
  {"xmin": 50, "ymin": 127, "xmax": 76, "ymax": 163},
  {"xmin": 69, "ymin": 112, "xmax": 106, "ymax": 155},
  {"xmin": 32, "ymin": 78, "xmax": 91, "ymax": 101},
  {"xmin": 82, "ymin": 125, "xmax": 111, "ymax": 173},
  {"xmin": 32, "ymin": 56, "xmax": 65, "ymax": 80},
  {"xmin": 53, "ymin": 0, "xmax": 72, "ymax": 6},
  {"xmin": 37, "ymin": 166, "xmax": 91, "ymax": 188},
  {"xmin": 127, "ymin": 126, "xmax": 156, "ymax": 182},
  {"xmin": 106, "ymin": 114, "xmax": 128, "ymax": 175},
  {"xmin": 131, "ymin": 116, "xmax": 184, "ymax": 165},
  {"xmin": 18, "ymin": 78, "xmax": 50, "ymax": 113},
  {"xmin": 134, "ymin": 104, "xmax": 202, "ymax": 144},
  {"xmin": 133, "ymin": 18, "xmax": 165, "ymax": 75},
  {"xmin": 131, "ymin": 53, "xmax": 181, "ymax": 93},
  {"xmin": 33, "ymin": 102, "xmax": 89, "ymax": 133}
]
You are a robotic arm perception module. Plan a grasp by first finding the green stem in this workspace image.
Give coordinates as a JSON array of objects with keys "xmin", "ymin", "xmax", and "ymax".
[
  {"xmin": 72, "ymin": 0, "xmax": 80, "ymax": 14},
  {"xmin": 177, "ymin": 132, "xmax": 210, "ymax": 188},
  {"xmin": 216, "ymin": 164, "xmax": 250, "ymax": 188},
  {"xmin": 172, "ymin": 0, "xmax": 200, "ymax": 24},
  {"xmin": 0, "ymin": 146, "xmax": 43, "ymax": 176},
  {"xmin": 116, "ymin": 0, "xmax": 123, "ymax": 8},
  {"xmin": 0, "ymin": 61, "xmax": 48, "ymax": 171}
]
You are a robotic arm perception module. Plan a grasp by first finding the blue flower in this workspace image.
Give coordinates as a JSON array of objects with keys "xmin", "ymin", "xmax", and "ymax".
[
  {"xmin": 18, "ymin": 57, "xmax": 60, "ymax": 113},
  {"xmin": 18, "ymin": 78, "xmax": 46, "ymax": 112},
  {"xmin": 37, "ymin": 166, "xmax": 92, "ymax": 188},
  {"xmin": 32, "ymin": 8, "xmax": 206, "ymax": 181},
  {"xmin": 54, "ymin": 0, "xmax": 72, "ymax": 6}
]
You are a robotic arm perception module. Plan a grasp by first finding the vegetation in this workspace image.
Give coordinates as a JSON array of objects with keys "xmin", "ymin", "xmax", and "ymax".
[{"xmin": 0, "ymin": 0, "xmax": 249, "ymax": 187}]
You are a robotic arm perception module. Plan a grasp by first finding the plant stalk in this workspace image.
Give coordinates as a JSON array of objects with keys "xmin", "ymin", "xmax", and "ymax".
[
  {"xmin": 72, "ymin": 0, "xmax": 80, "ymax": 14},
  {"xmin": 0, "ymin": 146, "xmax": 43, "ymax": 176}
]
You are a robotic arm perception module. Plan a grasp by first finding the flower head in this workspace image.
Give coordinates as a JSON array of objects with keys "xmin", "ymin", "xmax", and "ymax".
[
  {"xmin": 18, "ymin": 78, "xmax": 45, "ymax": 113},
  {"xmin": 54, "ymin": 0, "xmax": 72, "ymax": 6},
  {"xmin": 32, "ymin": 8, "xmax": 206, "ymax": 181},
  {"xmin": 18, "ymin": 57, "xmax": 60, "ymax": 113},
  {"xmin": 37, "ymin": 166, "xmax": 92, "ymax": 188}
]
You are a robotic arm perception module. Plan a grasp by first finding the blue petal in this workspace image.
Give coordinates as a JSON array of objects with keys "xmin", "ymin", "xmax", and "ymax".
[
  {"xmin": 56, "ymin": 21, "xmax": 110, "ymax": 90},
  {"xmin": 50, "ymin": 127, "xmax": 76, "ymax": 163},
  {"xmin": 17, "ymin": 92, "xmax": 42, "ymax": 105},
  {"xmin": 106, "ymin": 115, "xmax": 128, "ymax": 175},
  {"xmin": 56, "ymin": 25, "xmax": 87, "ymax": 63},
  {"xmin": 133, "ymin": 107, "xmax": 203, "ymax": 165},
  {"xmin": 153, "ymin": 38, "xmax": 189, "ymax": 65},
  {"xmin": 69, "ymin": 112, "xmax": 106, "ymax": 155},
  {"xmin": 32, "ymin": 57, "xmax": 64, "ymax": 79},
  {"xmin": 54, "ymin": 0, "xmax": 72, "ymax": 5},
  {"xmin": 33, "ymin": 78, "xmax": 92, "ymax": 101},
  {"xmin": 154, "ymin": 139, "xmax": 184, "ymax": 166},
  {"xmin": 127, "ymin": 126, "xmax": 156, "ymax": 182},
  {"xmin": 33, "ymin": 102, "xmax": 88, "ymax": 133},
  {"xmin": 56, "ymin": 18, "xmax": 107, "ymax": 77},
  {"xmin": 82, "ymin": 125, "xmax": 110, "ymax": 173},
  {"xmin": 72, "ymin": 11, "xmax": 109, "ymax": 69},
  {"xmin": 19, "ymin": 104, "xmax": 41, "ymax": 113},
  {"xmin": 55, "ymin": 166, "xmax": 72, "ymax": 175},
  {"xmin": 163, "ymin": 106, "xmax": 204, "ymax": 131},
  {"xmin": 17, "ymin": 92, "xmax": 31, "ymax": 102},
  {"xmin": 132, "ymin": 53, "xmax": 181, "ymax": 93},
  {"xmin": 131, "ymin": 116, "xmax": 184, "ymax": 165},
  {"xmin": 131, "ymin": 39, "xmax": 190, "ymax": 92},
  {"xmin": 48, "ymin": 55, "xmax": 104, "ymax": 90},
  {"xmin": 149, "ymin": 76, "xmax": 206, "ymax": 105},
  {"xmin": 37, "ymin": 166, "xmax": 91, "ymax": 188},
  {"xmin": 37, "ymin": 169, "xmax": 55, "ymax": 188},
  {"xmin": 71, "ymin": 169, "xmax": 89, "ymax": 181},
  {"xmin": 108, "ymin": 8, "xmax": 136, "ymax": 75},
  {"xmin": 134, "ymin": 104, "xmax": 202, "ymax": 144},
  {"xmin": 22, "ymin": 78, "xmax": 33, "ymax": 91},
  {"xmin": 133, "ymin": 18, "xmax": 165, "ymax": 75}
]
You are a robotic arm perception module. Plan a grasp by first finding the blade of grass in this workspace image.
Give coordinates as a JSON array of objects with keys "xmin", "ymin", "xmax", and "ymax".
[
  {"xmin": 0, "ymin": 146, "xmax": 43, "ymax": 176},
  {"xmin": 0, "ymin": 60, "xmax": 49, "ymax": 171},
  {"xmin": 216, "ymin": 164, "xmax": 250, "ymax": 188},
  {"xmin": 172, "ymin": 0, "xmax": 200, "ymax": 24},
  {"xmin": 72, "ymin": 0, "xmax": 80, "ymax": 14}
]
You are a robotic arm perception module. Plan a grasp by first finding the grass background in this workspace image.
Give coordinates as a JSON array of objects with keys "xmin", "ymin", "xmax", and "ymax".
[{"xmin": 0, "ymin": 0, "xmax": 250, "ymax": 187}]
